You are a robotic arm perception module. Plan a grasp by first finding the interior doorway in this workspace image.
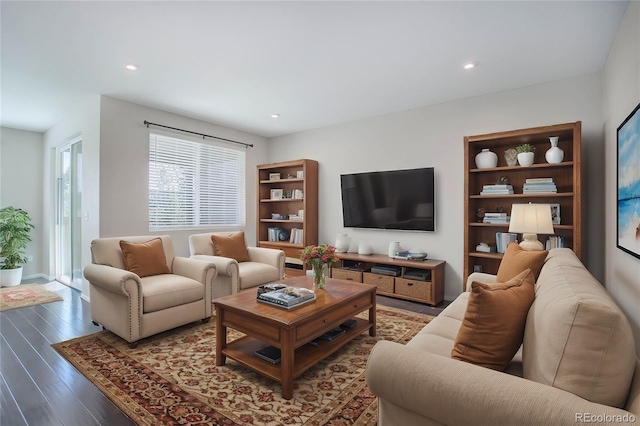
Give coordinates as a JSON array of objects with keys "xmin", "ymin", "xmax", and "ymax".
[{"xmin": 55, "ymin": 139, "xmax": 82, "ymax": 290}]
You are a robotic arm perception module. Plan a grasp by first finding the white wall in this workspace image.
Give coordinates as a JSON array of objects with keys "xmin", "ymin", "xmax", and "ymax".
[
  {"xmin": 43, "ymin": 95, "xmax": 101, "ymax": 297},
  {"xmin": 269, "ymin": 73, "xmax": 605, "ymax": 301},
  {"xmin": 98, "ymin": 96, "xmax": 270, "ymax": 257},
  {"xmin": 603, "ymin": 1, "xmax": 640, "ymax": 353},
  {"xmin": 0, "ymin": 127, "xmax": 44, "ymax": 278}
]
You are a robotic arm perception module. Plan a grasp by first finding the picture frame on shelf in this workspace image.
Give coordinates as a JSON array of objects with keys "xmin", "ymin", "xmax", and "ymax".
[
  {"xmin": 617, "ymin": 101, "xmax": 640, "ymax": 259},
  {"xmin": 550, "ymin": 203, "xmax": 561, "ymax": 225},
  {"xmin": 270, "ymin": 189, "xmax": 283, "ymax": 200},
  {"xmin": 269, "ymin": 173, "xmax": 281, "ymax": 180},
  {"xmin": 296, "ymin": 170, "xmax": 304, "ymax": 178}
]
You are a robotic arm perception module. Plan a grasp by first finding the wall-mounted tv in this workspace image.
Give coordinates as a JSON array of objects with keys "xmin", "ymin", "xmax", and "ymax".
[{"xmin": 340, "ymin": 167, "xmax": 435, "ymax": 231}]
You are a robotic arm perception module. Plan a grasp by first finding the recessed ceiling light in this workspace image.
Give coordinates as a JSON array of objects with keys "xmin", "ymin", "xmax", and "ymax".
[
  {"xmin": 271, "ymin": 113, "xmax": 280, "ymax": 118},
  {"xmin": 124, "ymin": 64, "xmax": 138, "ymax": 71},
  {"xmin": 463, "ymin": 62, "xmax": 477, "ymax": 70}
]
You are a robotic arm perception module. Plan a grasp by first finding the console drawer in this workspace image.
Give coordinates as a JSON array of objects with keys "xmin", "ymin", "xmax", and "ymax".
[
  {"xmin": 395, "ymin": 277, "xmax": 431, "ymax": 301},
  {"xmin": 332, "ymin": 268, "xmax": 363, "ymax": 282},
  {"xmin": 363, "ymin": 273, "xmax": 394, "ymax": 293}
]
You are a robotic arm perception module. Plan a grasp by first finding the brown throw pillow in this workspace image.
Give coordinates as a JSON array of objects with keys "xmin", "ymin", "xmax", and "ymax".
[
  {"xmin": 496, "ymin": 242, "xmax": 547, "ymax": 282},
  {"xmin": 211, "ymin": 231, "xmax": 250, "ymax": 262},
  {"xmin": 451, "ymin": 268, "xmax": 535, "ymax": 371},
  {"xmin": 119, "ymin": 238, "xmax": 171, "ymax": 278}
]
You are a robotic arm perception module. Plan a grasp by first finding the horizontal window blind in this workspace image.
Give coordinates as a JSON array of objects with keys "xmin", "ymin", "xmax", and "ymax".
[{"xmin": 149, "ymin": 133, "xmax": 246, "ymax": 230}]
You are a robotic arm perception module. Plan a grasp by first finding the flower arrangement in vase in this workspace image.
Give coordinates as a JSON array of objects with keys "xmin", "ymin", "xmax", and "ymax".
[
  {"xmin": 516, "ymin": 143, "xmax": 535, "ymax": 166},
  {"xmin": 300, "ymin": 244, "xmax": 339, "ymax": 289}
]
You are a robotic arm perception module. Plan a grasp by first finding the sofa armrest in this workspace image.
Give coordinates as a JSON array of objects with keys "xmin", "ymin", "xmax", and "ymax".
[
  {"xmin": 83, "ymin": 264, "xmax": 140, "ymax": 295},
  {"xmin": 465, "ymin": 271, "xmax": 497, "ymax": 291},
  {"xmin": 367, "ymin": 341, "xmax": 635, "ymax": 425},
  {"xmin": 172, "ymin": 257, "xmax": 217, "ymax": 285},
  {"xmin": 247, "ymin": 247, "xmax": 285, "ymax": 273}
]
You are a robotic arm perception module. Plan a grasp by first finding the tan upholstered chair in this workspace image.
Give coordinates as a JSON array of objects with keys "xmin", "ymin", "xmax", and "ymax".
[
  {"xmin": 84, "ymin": 235, "xmax": 217, "ymax": 346},
  {"xmin": 189, "ymin": 231, "xmax": 285, "ymax": 296}
]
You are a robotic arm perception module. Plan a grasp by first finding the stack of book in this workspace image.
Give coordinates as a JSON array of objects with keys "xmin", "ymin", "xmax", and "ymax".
[
  {"xmin": 495, "ymin": 232, "xmax": 518, "ymax": 254},
  {"xmin": 289, "ymin": 228, "xmax": 304, "ymax": 243},
  {"xmin": 482, "ymin": 212, "xmax": 510, "ymax": 224},
  {"xmin": 545, "ymin": 236, "xmax": 565, "ymax": 249},
  {"xmin": 523, "ymin": 178, "xmax": 557, "ymax": 194},
  {"xmin": 257, "ymin": 286, "xmax": 315, "ymax": 309},
  {"xmin": 480, "ymin": 184, "xmax": 514, "ymax": 195},
  {"xmin": 267, "ymin": 227, "xmax": 281, "ymax": 242}
]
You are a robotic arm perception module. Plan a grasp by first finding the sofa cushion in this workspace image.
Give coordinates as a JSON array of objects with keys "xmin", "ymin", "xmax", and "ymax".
[
  {"xmin": 523, "ymin": 248, "xmax": 636, "ymax": 408},
  {"xmin": 496, "ymin": 242, "xmax": 547, "ymax": 282},
  {"xmin": 452, "ymin": 269, "xmax": 535, "ymax": 371},
  {"xmin": 211, "ymin": 231, "xmax": 250, "ymax": 262},
  {"xmin": 119, "ymin": 238, "xmax": 171, "ymax": 278},
  {"xmin": 140, "ymin": 274, "xmax": 204, "ymax": 313}
]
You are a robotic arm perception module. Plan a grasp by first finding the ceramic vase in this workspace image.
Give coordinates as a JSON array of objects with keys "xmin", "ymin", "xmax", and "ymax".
[
  {"xmin": 517, "ymin": 152, "xmax": 535, "ymax": 167},
  {"xmin": 545, "ymin": 137, "xmax": 564, "ymax": 164},
  {"xmin": 475, "ymin": 149, "xmax": 498, "ymax": 169},
  {"xmin": 335, "ymin": 233, "xmax": 351, "ymax": 252}
]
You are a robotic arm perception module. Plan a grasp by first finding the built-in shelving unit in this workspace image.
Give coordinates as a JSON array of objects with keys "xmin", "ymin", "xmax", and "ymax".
[{"xmin": 463, "ymin": 122, "xmax": 584, "ymax": 290}]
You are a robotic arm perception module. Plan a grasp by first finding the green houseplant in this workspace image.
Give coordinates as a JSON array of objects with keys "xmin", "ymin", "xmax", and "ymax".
[
  {"xmin": 516, "ymin": 143, "xmax": 536, "ymax": 167},
  {"xmin": 0, "ymin": 206, "xmax": 34, "ymax": 286}
]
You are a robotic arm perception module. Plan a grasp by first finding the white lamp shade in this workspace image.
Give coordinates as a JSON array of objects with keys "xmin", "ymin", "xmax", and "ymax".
[{"xmin": 508, "ymin": 204, "xmax": 555, "ymax": 235}]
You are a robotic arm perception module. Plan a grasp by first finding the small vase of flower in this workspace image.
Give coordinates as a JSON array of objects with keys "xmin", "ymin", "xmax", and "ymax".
[{"xmin": 301, "ymin": 244, "xmax": 339, "ymax": 289}]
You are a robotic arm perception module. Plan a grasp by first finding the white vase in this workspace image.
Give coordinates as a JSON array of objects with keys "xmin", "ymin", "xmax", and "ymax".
[
  {"xmin": 475, "ymin": 149, "xmax": 498, "ymax": 169},
  {"xmin": 358, "ymin": 242, "xmax": 372, "ymax": 255},
  {"xmin": 545, "ymin": 137, "xmax": 564, "ymax": 164},
  {"xmin": 335, "ymin": 233, "xmax": 351, "ymax": 252},
  {"xmin": 517, "ymin": 152, "xmax": 535, "ymax": 167},
  {"xmin": 388, "ymin": 241, "xmax": 400, "ymax": 257}
]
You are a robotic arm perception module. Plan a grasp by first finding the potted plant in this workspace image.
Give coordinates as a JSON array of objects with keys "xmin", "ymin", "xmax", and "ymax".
[
  {"xmin": 516, "ymin": 143, "xmax": 536, "ymax": 166},
  {"xmin": 0, "ymin": 206, "xmax": 34, "ymax": 286}
]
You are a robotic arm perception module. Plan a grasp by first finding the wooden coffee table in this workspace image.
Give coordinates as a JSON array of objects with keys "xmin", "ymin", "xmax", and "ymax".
[{"xmin": 214, "ymin": 276, "xmax": 376, "ymax": 399}]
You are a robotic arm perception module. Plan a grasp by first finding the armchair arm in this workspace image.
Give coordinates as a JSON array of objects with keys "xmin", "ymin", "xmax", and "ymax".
[
  {"xmin": 247, "ymin": 247, "xmax": 285, "ymax": 277},
  {"xmin": 367, "ymin": 341, "xmax": 635, "ymax": 426},
  {"xmin": 190, "ymin": 254, "xmax": 238, "ymax": 277},
  {"xmin": 172, "ymin": 257, "xmax": 217, "ymax": 285},
  {"xmin": 83, "ymin": 263, "xmax": 140, "ymax": 295}
]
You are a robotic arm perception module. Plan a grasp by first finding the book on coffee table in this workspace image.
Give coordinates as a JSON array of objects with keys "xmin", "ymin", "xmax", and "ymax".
[
  {"xmin": 257, "ymin": 286, "xmax": 315, "ymax": 309},
  {"xmin": 255, "ymin": 346, "xmax": 281, "ymax": 364}
]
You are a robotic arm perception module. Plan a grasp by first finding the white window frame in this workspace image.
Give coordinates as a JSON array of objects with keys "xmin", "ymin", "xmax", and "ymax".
[{"xmin": 149, "ymin": 132, "xmax": 246, "ymax": 230}]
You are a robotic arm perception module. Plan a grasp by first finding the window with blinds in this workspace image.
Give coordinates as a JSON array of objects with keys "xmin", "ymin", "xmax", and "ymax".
[{"xmin": 149, "ymin": 133, "xmax": 246, "ymax": 230}]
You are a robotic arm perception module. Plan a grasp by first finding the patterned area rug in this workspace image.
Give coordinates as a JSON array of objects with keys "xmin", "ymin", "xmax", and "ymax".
[
  {"xmin": 54, "ymin": 306, "xmax": 434, "ymax": 425},
  {"xmin": 0, "ymin": 283, "xmax": 63, "ymax": 312}
]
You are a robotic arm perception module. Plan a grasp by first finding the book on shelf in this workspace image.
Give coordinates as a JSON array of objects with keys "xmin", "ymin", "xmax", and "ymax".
[
  {"xmin": 268, "ymin": 227, "xmax": 281, "ymax": 242},
  {"xmin": 257, "ymin": 286, "xmax": 315, "ymax": 309},
  {"xmin": 525, "ymin": 177, "xmax": 554, "ymax": 184},
  {"xmin": 523, "ymin": 182, "xmax": 557, "ymax": 193},
  {"xmin": 289, "ymin": 228, "xmax": 304, "ymax": 244},
  {"xmin": 480, "ymin": 185, "xmax": 514, "ymax": 195},
  {"xmin": 545, "ymin": 236, "xmax": 565, "ymax": 250},
  {"xmin": 483, "ymin": 212, "xmax": 507, "ymax": 217},
  {"xmin": 255, "ymin": 346, "xmax": 281, "ymax": 364},
  {"xmin": 496, "ymin": 232, "xmax": 518, "ymax": 254},
  {"xmin": 483, "ymin": 216, "xmax": 510, "ymax": 224}
]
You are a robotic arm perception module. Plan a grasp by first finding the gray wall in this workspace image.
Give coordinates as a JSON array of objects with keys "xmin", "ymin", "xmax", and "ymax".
[
  {"xmin": 268, "ymin": 72, "xmax": 605, "ymax": 301},
  {"xmin": 603, "ymin": 1, "xmax": 640, "ymax": 353},
  {"xmin": 0, "ymin": 127, "xmax": 44, "ymax": 278},
  {"xmin": 98, "ymin": 96, "xmax": 270, "ymax": 258}
]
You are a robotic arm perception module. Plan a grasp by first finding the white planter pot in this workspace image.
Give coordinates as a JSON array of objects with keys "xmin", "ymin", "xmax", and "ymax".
[
  {"xmin": 0, "ymin": 267, "xmax": 23, "ymax": 287},
  {"xmin": 517, "ymin": 152, "xmax": 535, "ymax": 167}
]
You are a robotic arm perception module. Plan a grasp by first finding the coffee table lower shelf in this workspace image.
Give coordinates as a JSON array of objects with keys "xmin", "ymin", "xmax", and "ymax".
[{"xmin": 221, "ymin": 318, "xmax": 371, "ymax": 383}]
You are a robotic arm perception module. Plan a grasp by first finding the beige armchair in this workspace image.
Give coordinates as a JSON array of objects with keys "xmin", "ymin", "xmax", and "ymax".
[
  {"xmin": 189, "ymin": 231, "xmax": 285, "ymax": 295},
  {"xmin": 84, "ymin": 235, "xmax": 217, "ymax": 346}
]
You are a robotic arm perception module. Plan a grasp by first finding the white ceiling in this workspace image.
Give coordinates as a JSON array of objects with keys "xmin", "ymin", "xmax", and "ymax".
[{"xmin": 1, "ymin": 1, "xmax": 629, "ymax": 138}]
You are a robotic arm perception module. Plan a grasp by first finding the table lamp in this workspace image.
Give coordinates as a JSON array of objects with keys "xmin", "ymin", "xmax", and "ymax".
[{"xmin": 508, "ymin": 203, "xmax": 554, "ymax": 251}]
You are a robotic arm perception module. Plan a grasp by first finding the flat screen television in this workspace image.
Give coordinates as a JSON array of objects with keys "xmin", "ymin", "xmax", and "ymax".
[{"xmin": 340, "ymin": 167, "xmax": 435, "ymax": 231}]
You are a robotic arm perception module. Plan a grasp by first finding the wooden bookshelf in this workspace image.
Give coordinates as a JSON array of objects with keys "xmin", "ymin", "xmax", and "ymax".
[{"xmin": 463, "ymin": 122, "xmax": 584, "ymax": 290}]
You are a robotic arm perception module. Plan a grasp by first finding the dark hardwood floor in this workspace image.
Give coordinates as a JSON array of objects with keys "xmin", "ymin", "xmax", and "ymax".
[{"xmin": 1, "ymin": 280, "xmax": 447, "ymax": 425}]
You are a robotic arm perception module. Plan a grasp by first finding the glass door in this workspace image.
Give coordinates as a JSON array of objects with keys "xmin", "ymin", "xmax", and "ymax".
[{"xmin": 56, "ymin": 141, "xmax": 82, "ymax": 289}]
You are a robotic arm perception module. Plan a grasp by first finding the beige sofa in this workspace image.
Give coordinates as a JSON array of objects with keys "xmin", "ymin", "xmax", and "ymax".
[
  {"xmin": 189, "ymin": 231, "xmax": 285, "ymax": 296},
  {"xmin": 367, "ymin": 248, "xmax": 640, "ymax": 425}
]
